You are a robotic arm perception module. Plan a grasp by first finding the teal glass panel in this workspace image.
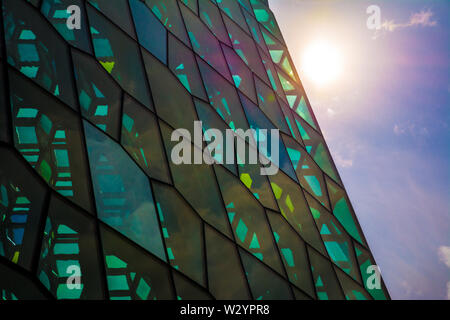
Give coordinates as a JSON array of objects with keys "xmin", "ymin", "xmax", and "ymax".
[
  {"xmin": 87, "ymin": 5, "xmax": 152, "ymax": 108},
  {"xmin": 100, "ymin": 225, "xmax": 174, "ymax": 300},
  {"xmin": 217, "ymin": 0, "xmax": 250, "ymax": 34},
  {"xmin": 334, "ymin": 266, "xmax": 371, "ymax": 300},
  {"xmin": 267, "ymin": 210, "xmax": 315, "ymax": 297},
  {"xmin": 215, "ymin": 165, "xmax": 284, "ymax": 274},
  {"xmin": 72, "ymin": 49, "xmax": 122, "ymax": 139},
  {"xmin": 41, "ymin": 0, "xmax": 92, "ymax": 53},
  {"xmin": 37, "ymin": 195, "xmax": 105, "ymax": 299},
  {"xmin": 121, "ymin": 94, "xmax": 171, "ymax": 184},
  {"xmin": 83, "ymin": 121, "xmax": 166, "ymax": 260},
  {"xmin": 3, "ymin": 0, "xmax": 76, "ymax": 108},
  {"xmin": 9, "ymin": 70, "xmax": 94, "ymax": 213},
  {"xmin": 88, "ymin": 0, "xmax": 136, "ymax": 38},
  {"xmin": 199, "ymin": 0, "xmax": 231, "ymax": 45}
]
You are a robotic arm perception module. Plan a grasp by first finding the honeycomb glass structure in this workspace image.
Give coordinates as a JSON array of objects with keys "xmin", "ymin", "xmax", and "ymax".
[{"xmin": 0, "ymin": 0, "xmax": 389, "ymax": 300}]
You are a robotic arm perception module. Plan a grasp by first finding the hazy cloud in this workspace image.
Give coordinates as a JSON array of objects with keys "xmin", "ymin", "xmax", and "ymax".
[
  {"xmin": 438, "ymin": 246, "xmax": 450, "ymax": 268},
  {"xmin": 382, "ymin": 9, "xmax": 437, "ymax": 32}
]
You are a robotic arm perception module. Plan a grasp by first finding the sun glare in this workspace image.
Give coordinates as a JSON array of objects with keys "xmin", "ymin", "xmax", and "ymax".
[{"xmin": 302, "ymin": 41, "xmax": 343, "ymax": 87}]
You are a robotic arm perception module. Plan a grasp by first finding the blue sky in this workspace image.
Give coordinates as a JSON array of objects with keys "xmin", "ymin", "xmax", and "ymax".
[{"xmin": 269, "ymin": 0, "xmax": 450, "ymax": 299}]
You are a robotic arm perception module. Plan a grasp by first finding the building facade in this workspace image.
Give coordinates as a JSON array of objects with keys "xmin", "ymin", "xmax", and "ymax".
[{"xmin": 0, "ymin": 0, "xmax": 389, "ymax": 300}]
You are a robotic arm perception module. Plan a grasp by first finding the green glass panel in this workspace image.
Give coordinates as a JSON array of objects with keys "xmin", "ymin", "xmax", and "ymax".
[{"xmin": 173, "ymin": 272, "xmax": 212, "ymax": 300}]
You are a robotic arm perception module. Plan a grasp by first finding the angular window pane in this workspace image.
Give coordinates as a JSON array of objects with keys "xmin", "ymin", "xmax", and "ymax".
[
  {"xmin": 121, "ymin": 94, "xmax": 171, "ymax": 184},
  {"xmin": 334, "ymin": 266, "xmax": 372, "ymax": 300},
  {"xmin": 180, "ymin": 3, "xmax": 232, "ymax": 82},
  {"xmin": 173, "ymin": 271, "xmax": 212, "ymax": 300},
  {"xmin": 197, "ymin": 58, "xmax": 249, "ymax": 132},
  {"xmin": 239, "ymin": 248, "xmax": 292, "ymax": 300},
  {"xmin": 267, "ymin": 210, "xmax": 315, "ymax": 298},
  {"xmin": 223, "ymin": 15, "xmax": 268, "ymax": 84},
  {"xmin": 217, "ymin": 0, "xmax": 250, "ymax": 34},
  {"xmin": 143, "ymin": 0, "xmax": 190, "ymax": 47},
  {"xmin": 180, "ymin": 0, "xmax": 198, "ymax": 15},
  {"xmin": 307, "ymin": 246, "xmax": 344, "ymax": 300},
  {"xmin": 3, "ymin": 0, "xmax": 76, "ymax": 108},
  {"xmin": 306, "ymin": 193, "xmax": 361, "ymax": 283},
  {"xmin": 242, "ymin": 5, "xmax": 267, "ymax": 54},
  {"xmin": 222, "ymin": 43, "xmax": 257, "ymax": 103},
  {"xmin": 41, "ymin": 0, "xmax": 92, "ymax": 53},
  {"xmin": 354, "ymin": 242, "xmax": 388, "ymax": 300},
  {"xmin": 295, "ymin": 115, "xmax": 341, "ymax": 184},
  {"xmin": 129, "ymin": 0, "xmax": 167, "ymax": 64},
  {"xmin": 268, "ymin": 170, "xmax": 326, "ymax": 255},
  {"xmin": 215, "ymin": 165, "xmax": 284, "ymax": 274},
  {"xmin": 83, "ymin": 121, "xmax": 166, "ymax": 260},
  {"xmin": 199, "ymin": 0, "xmax": 231, "ymax": 46},
  {"xmin": 205, "ymin": 225, "xmax": 251, "ymax": 299},
  {"xmin": 0, "ymin": 262, "xmax": 49, "ymax": 300},
  {"xmin": 326, "ymin": 176, "xmax": 365, "ymax": 246},
  {"xmin": 168, "ymin": 33, "xmax": 207, "ymax": 99},
  {"xmin": 282, "ymin": 133, "xmax": 330, "ymax": 209},
  {"xmin": 143, "ymin": 49, "xmax": 198, "ymax": 137},
  {"xmin": 0, "ymin": 147, "xmax": 47, "ymax": 270},
  {"xmin": 37, "ymin": 194, "xmax": 105, "ymax": 299},
  {"xmin": 72, "ymin": 49, "xmax": 122, "ymax": 139},
  {"xmin": 100, "ymin": 225, "xmax": 174, "ymax": 300},
  {"xmin": 10, "ymin": 70, "xmax": 94, "ymax": 213},
  {"xmin": 159, "ymin": 122, "xmax": 232, "ymax": 238},
  {"xmin": 88, "ymin": 0, "xmax": 136, "ymax": 38},
  {"xmin": 153, "ymin": 181, "xmax": 205, "ymax": 286},
  {"xmin": 87, "ymin": 4, "xmax": 151, "ymax": 108},
  {"xmin": 250, "ymin": 0, "xmax": 285, "ymax": 44}
]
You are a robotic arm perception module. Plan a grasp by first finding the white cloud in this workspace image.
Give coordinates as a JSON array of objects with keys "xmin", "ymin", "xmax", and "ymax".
[
  {"xmin": 382, "ymin": 9, "xmax": 437, "ymax": 32},
  {"xmin": 334, "ymin": 153, "xmax": 353, "ymax": 168},
  {"xmin": 438, "ymin": 246, "xmax": 450, "ymax": 268}
]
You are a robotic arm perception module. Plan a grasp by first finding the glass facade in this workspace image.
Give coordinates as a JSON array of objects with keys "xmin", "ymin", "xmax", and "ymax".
[{"xmin": 0, "ymin": 0, "xmax": 389, "ymax": 300}]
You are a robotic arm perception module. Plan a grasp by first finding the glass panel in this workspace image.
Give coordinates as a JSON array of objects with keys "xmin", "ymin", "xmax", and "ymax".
[
  {"xmin": 72, "ymin": 49, "xmax": 122, "ymax": 139},
  {"xmin": 295, "ymin": 115, "xmax": 341, "ymax": 183},
  {"xmin": 239, "ymin": 248, "xmax": 292, "ymax": 300},
  {"xmin": 267, "ymin": 210, "xmax": 315, "ymax": 298},
  {"xmin": 197, "ymin": 58, "xmax": 249, "ymax": 132},
  {"xmin": 282, "ymin": 133, "xmax": 330, "ymax": 209},
  {"xmin": 354, "ymin": 242, "xmax": 388, "ymax": 300},
  {"xmin": 129, "ymin": 0, "xmax": 167, "ymax": 64},
  {"xmin": 0, "ymin": 147, "xmax": 47, "ymax": 270},
  {"xmin": 223, "ymin": 15, "xmax": 268, "ymax": 84},
  {"xmin": 326, "ymin": 176, "xmax": 365, "ymax": 245},
  {"xmin": 159, "ymin": 122, "xmax": 232, "ymax": 238},
  {"xmin": 142, "ymin": 49, "xmax": 198, "ymax": 137},
  {"xmin": 222, "ymin": 43, "xmax": 257, "ymax": 104},
  {"xmin": 100, "ymin": 225, "xmax": 174, "ymax": 300},
  {"xmin": 168, "ymin": 32, "xmax": 207, "ymax": 100},
  {"xmin": 205, "ymin": 224, "xmax": 251, "ymax": 299},
  {"xmin": 87, "ymin": 4, "xmax": 151, "ymax": 108},
  {"xmin": 180, "ymin": 0, "xmax": 198, "ymax": 15},
  {"xmin": 242, "ymin": 4, "xmax": 267, "ymax": 54},
  {"xmin": 41, "ymin": 0, "xmax": 92, "ymax": 53},
  {"xmin": 215, "ymin": 165, "xmax": 284, "ymax": 274},
  {"xmin": 83, "ymin": 121, "xmax": 166, "ymax": 260},
  {"xmin": 268, "ymin": 170, "xmax": 326, "ymax": 255},
  {"xmin": 217, "ymin": 0, "xmax": 250, "ymax": 34},
  {"xmin": 198, "ymin": 0, "xmax": 231, "ymax": 46},
  {"xmin": 0, "ymin": 63, "xmax": 8, "ymax": 143},
  {"xmin": 173, "ymin": 272, "xmax": 211, "ymax": 300},
  {"xmin": 152, "ymin": 181, "xmax": 205, "ymax": 286},
  {"xmin": 37, "ymin": 194, "xmax": 105, "ymax": 299},
  {"xmin": 3, "ymin": 0, "xmax": 76, "ymax": 108},
  {"xmin": 121, "ymin": 94, "xmax": 171, "ymax": 184},
  {"xmin": 10, "ymin": 69, "xmax": 94, "ymax": 213},
  {"xmin": 0, "ymin": 262, "xmax": 48, "ymax": 300},
  {"xmin": 307, "ymin": 246, "xmax": 344, "ymax": 300},
  {"xmin": 143, "ymin": 0, "xmax": 190, "ymax": 47},
  {"xmin": 254, "ymin": 76, "xmax": 290, "ymax": 134},
  {"xmin": 88, "ymin": 0, "xmax": 136, "ymax": 38},
  {"xmin": 250, "ymin": 0, "xmax": 285, "ymax": 44},
  {"xmin": 334, "ymin": 266, "xmax": 371, "ymax": 300},
  {"xmin": 305, "ymin": 193, "xmax": 361, "ymax": 283},
  {"xmin": 239, "ymin": 92, "xmax": 298, "ymax": 182},
  {"xmin": 180, "ymin": 2, "xmax": 232, "ymax": 82},
  {"xmin": 194, "ymin": 98, "xmax": 238, "ymax": 175}
]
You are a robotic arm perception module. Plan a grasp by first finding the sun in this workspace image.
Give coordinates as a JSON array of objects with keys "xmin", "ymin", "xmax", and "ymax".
[{"xmin": 302, "ymin": 41, "xmax": 343, "ymax": 87}]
